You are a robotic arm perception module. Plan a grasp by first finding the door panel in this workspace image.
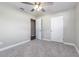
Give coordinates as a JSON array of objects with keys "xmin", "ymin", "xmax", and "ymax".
[
  {"xmin": 51, "ymin": 16, "xmax": 63, "ymax": 42},
  {"xmin": 36, "ymin": 18, "xmax": 41, "ymax": 40}
]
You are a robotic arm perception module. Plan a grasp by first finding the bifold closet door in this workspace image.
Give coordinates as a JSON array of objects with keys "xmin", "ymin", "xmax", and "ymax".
[
  {"xmin": 36, "ymin": 18, "xmax": 42, "ymax": 40},
  {"xmin": 51, "ymin": 16, "xmax": 63, "ymax": 42}
]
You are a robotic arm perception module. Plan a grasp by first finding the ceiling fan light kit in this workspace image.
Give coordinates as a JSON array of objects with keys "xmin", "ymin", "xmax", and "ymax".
[
  {"xmin": 21, "ymin": 2, "xmax": 53, "ymax": 12},
  {"xmin": 34, "ymin": 5, "xmax": 42, "ymax": 11}
]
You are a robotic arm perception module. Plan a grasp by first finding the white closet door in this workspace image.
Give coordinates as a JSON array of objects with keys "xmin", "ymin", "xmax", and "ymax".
[
  {"xmin": 36, "ymin": 18, "xmax": 41, "ymax": 40},
  {"xmin": 51, "ymin": 16, "xmax": 63, "ymax": 42}
]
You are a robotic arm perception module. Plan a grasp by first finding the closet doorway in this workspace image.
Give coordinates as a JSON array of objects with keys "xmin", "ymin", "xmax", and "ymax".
[{"xmin": 31, "ymin": 19, "xmax": 36, "ymax": 40}]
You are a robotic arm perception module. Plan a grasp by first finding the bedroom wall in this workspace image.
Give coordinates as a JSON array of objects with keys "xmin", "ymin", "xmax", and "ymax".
[
  {"xmin": 0, "ymin": 3, "xmax": 34, "ymax": 49},
  {"xmin": 39, "ymin": 8, "xmax": 76, "ymax": 44},
  {"xmin": 75, "ymin": 3, "xmax": 79, "ymax": 50}
]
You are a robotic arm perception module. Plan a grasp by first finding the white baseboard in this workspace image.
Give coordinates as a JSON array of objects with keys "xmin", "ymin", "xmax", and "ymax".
[
  {"xmin": 61, "ymin": 42, "xmax": 75, "ymax": 46},
  {"xmin": 61, "ymin": 42, "xmax": 79, "ymax": 55},
  {"xmin": 42, "ymin": 39, "xmax": 79, "ymax": 55},
  {"xmin": 0, "ymin": 40, "xmax": 30, "ymax": 52},
  {"xmin": 73, "ymin": 45, "xmax": 79, "ymax": 55},
  {"xmin": 42, "ymin": 39, "xmax": 51, "ymax": 41},
  {"xmin": 60, "ymin": 42, "xmax": 79, "ymax": 55},
  {"xmin": 42, "ymin": 39, "xmax": 75, "ymax": 46}
]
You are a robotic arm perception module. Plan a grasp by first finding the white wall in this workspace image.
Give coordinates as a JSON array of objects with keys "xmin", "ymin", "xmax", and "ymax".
[
  {"xmin": 0, "ymin": 3, "xmax": 34, "ymax": 48},
  {"xmin": 75, "ymin": 3, "xmax": 79, "ymax": 49},
  {"xmin": 39, "ymin": 9, "xmax": 76, "ymax": 43}
]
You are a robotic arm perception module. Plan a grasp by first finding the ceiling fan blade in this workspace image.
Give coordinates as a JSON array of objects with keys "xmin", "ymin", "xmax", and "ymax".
[
  {"xmin": 21, "ymin": 2, "xmax": 34, "ymax": 5},
  {"xmin": 34, "ymin": 2, "xmax": 37, "ymax": 5},
  {"xmin": 41, "ymin": 8, "xmax": 45, "ymax": 12},
  {"xmin": 31, "ymin": 9, "xmax": 35, "ymax": 12},
  {"xmin": 20, "ymin": 8, "xmax": 24, "ymax": 11}
]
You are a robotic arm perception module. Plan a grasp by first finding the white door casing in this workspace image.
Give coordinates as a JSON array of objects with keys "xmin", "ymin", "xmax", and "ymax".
[{"xmin": 36, "ymin": 18, "xmax": 42, "ymax": 40}]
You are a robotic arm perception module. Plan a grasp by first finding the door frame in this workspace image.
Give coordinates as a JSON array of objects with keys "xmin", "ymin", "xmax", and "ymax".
[{"xmin": 31, "ymin": 18, "xmax": 36, "ymax": 40}]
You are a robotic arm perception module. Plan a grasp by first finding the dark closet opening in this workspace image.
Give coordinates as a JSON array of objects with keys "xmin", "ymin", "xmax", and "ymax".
[{"xmin": 31, "ymin": 19, "xmax": 36, "ymax": 40}]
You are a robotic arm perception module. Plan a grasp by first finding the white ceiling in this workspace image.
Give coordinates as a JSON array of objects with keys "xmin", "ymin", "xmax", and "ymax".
[{"xmin": 5, "ymin": 2, "xmax": 77, "ymax": 17}]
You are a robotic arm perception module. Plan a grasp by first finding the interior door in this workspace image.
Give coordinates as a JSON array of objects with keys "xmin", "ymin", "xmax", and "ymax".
[
  {"xmin": 51, "ymin": 16, "xmax": 63, "ymax": 42},
  {"xmin": 36, "ymin": 18, "xmax": 42, "ymax": 40}
]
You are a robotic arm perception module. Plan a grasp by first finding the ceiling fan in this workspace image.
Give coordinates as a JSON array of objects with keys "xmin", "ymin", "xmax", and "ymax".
[{"xmin": 21, "ymin": 2, "xmax": 53, "ymax": 12}]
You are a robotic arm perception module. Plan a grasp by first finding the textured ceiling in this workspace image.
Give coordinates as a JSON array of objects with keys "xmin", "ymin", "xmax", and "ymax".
[{"xmin": 3, "ymin": 2, "xmax": 77, "ymax": 17}]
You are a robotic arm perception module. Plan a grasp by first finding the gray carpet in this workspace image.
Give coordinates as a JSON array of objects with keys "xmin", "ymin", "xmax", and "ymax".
[{"xmin": 16, "ymin": 39, "xmax": 79, "ymax": 57}]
